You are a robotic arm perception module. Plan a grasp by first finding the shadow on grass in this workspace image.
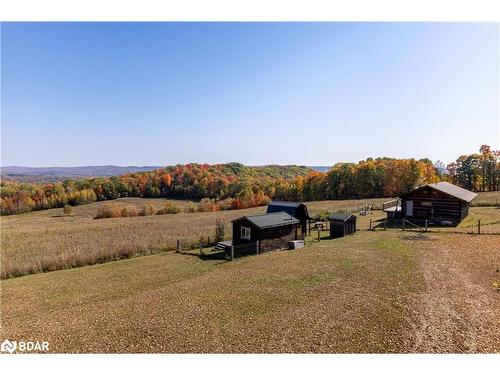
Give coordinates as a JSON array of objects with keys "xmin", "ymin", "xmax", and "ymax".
[{"xmin": 177, "ymin": 249, "xmax": 229, "ymax": 264}]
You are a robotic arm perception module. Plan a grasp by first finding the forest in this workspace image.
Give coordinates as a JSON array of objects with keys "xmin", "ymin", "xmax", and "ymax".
[{"xmin": 1, "ymin": 145, "xmax": 498, "ymax": 215}]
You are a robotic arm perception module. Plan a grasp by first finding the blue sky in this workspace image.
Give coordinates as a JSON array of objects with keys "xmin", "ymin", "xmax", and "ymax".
[{"xmin": 1, "ymin": 22, "xmax": 498, "ymax": 167}]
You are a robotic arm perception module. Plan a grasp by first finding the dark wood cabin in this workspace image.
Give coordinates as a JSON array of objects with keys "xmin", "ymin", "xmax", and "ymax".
[
  {"xmin": 398, "ymin": 181, "xmax": 477, "ymax": 225},
  {"xmin": 266, "ymin": 201, "xmax": 311, "ymax": 234},
  {"xmin": 232, "ymin": 212, "xmax": 301, "ymax": 253},
  {"xmin": 329, "ymin": 213, "xmax": 357, "ymax": 238}
]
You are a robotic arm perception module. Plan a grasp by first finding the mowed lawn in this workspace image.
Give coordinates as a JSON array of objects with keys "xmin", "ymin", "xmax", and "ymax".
[
  {"xmin": 0, "ymin": 197, "xmax": 388, "ymax": 278},
  {"xmin": 1, "ymin": 230, "xmax": 499, "ymax": 353}
]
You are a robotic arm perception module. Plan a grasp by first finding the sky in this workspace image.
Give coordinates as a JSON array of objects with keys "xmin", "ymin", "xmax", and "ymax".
[{"xmin": 1, "ymin": 22, "xmax": 499, "ymax": 167}]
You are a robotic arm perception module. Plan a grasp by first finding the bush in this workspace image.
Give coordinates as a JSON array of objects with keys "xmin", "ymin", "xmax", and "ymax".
[
  {"xmin": 140, "ymin": 204, "xmax": 155, "ymax": 216},
  {"xmin": 314, "ymin": 210, "xmax": 330, "ymax": 222},
  {"xmin": 94, "ymin": 204, "xmax": 140, "ymax": 219},
  {"xmin": 63, "ymin": 204, "xmax": 74, "ymax": 216},
  {"xmin": 214, "ymin": 219, "xmax": 226, "ymax": 242},
  {"xmin": 187, "ymin": 203, "xmax": 198, "ymax": 213},
  {"xmin": 95, "ymin": 204, "xmax": 122, "ymax": 219},
  {"xmin": 198, "ymin": 198, "xmax": 219, "ymax": 212},
  {"xmin": 120, "ymin": 205, "xmax": 139, "ymax": 217},
  {"xmin": 156, "ymin": 202, "xmax": 181, "ymax": 215}
]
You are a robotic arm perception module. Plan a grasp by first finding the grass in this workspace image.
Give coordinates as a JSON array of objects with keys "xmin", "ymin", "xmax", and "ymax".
[
  {"xmin": 0, "ymin": 193, "xmax": 497, "ymax": 278},
  {"xmin": 0, "ymin": 230, "xmax": 424, "ymax": 353},
  {"xmin": 0, "ymin": 197, "xmax": 387, "ymax": 279},
  {"xmin": 470, "ymin": 191, "xmax": 500, "ymax": 207},
  {"xmin": 1, "ymin": 213, "xmax": 499, "ymax": 353}
]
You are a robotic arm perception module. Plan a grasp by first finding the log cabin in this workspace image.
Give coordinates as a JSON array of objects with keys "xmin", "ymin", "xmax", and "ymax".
[
  {"xmin": 385, "ymin": 181, "xmax": 477, "ymax": 225},
  {"xmin": 232, "ymin": 212, "xmax": 302, "ymax": 253}
]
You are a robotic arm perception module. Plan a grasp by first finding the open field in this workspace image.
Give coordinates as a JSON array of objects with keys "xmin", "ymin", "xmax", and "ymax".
[
  {"xmin": 471, "ymin": 191, "xmax": 500, "ymax": 207},
  {"xmin": 1, "ymin": 229, "xmax": 498, "ymax": 353},
  {"xmin": 0, "ymin": 197, "xmax": 388, "ymax": 278}
]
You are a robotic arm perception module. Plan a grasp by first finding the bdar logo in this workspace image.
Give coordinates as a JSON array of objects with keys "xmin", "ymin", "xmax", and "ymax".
[{"xmin": 1, "ymin": 339, "xmax": 17, "ymax": 354}]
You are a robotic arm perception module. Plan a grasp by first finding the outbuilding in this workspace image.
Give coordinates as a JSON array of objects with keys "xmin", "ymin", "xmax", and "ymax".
[
  {"xmin": 399, "ymin": 181, "xmax": 477, "ymax": 225},
  {"xmin": 232, "ymin": 212, "xmax": 301, "ymax": 253},
  {"xmin": 329, "ymin": 213, "xmax": 357, "ymax": 238},
  {"xmin": 266, "ymin": 201, "xmax": 311, "ymax": 234}
]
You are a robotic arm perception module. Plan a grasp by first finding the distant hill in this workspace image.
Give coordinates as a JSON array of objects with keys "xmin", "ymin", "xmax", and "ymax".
[
  {"xmin": 0, "ymin": 165, "xmax": 164, "ymax": 178},
  {"xmin": 309, "ymin": 166, "xmax": 331, "ymax": 173},
  {"xmin": 1, "ymin": 164, "xmax": 318, "ymax": 180}
]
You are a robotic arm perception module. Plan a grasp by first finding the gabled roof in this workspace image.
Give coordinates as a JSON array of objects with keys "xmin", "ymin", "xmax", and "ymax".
[
  {"xmin": 233, "ymin": 212, "xmax": 300, "ymax": 229},
  {"xmin": 329, "ymin": 212, "xmax": 356, "ymax": 222},
  {"xmin": 267, "ymin": 201, "xmax": 310, "ymax": 218},
  {"xmin": 267, "ymin": 201, "xmax": 302, "ymax": 208},
  {"xmin": 402, "ymin": 181, "xmax": 477, "ymax": 203}
]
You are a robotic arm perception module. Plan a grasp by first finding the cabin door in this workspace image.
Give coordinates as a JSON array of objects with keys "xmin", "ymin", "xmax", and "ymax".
[{"xmin": 405, "ymin": 200, "xmax": 413, "ymax": 217}]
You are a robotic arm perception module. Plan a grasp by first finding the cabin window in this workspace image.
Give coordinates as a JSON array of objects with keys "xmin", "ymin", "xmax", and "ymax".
[
  {"xmin": 422, "ymin": 201, "xmax": 432, "ymax": 207},
  {"xmin": 241, "ymin": 226, "xmax": 251, "ymax": 240}
]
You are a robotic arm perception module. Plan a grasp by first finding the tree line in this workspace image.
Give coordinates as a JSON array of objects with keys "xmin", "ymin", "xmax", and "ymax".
[{"xmin": 1, "ymin": 146, "xmax": 498, "ymax": 216}]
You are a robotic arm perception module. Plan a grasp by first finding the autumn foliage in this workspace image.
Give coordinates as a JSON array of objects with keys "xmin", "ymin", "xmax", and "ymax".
[{"xmin": 1, "ymin": 147, "xmax": 498, "ymax": 216}]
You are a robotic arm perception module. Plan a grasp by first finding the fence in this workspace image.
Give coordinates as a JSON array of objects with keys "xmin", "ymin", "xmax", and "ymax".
[{"xmin": 371, "ymin": 218, "xmax": 500, "ymax": 235}]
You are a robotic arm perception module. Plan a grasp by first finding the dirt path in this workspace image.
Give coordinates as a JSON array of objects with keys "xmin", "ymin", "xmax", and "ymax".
[{"xmin": 404, "ymin": 234, "xmax": 500, "ymax": 353}]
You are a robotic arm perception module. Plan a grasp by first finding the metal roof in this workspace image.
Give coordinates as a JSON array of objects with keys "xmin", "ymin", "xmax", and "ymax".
[
  {"xmin": 329, "ymin": 212, "xmax": 356, "ymax": 221},
  {"xmin": 405, "ymin": 181, "xmax": 477, "ymax": 203},
  {"xmin": 267, "ymin": 201, "xmax": 303, "ymax": 208},
  {"xmin": 267, "ymin": 201, "xmax": 310, "ymax": 218},
  {"xmin": 234, "ymin": 212, "xmax": 300, "ymax": 229}
]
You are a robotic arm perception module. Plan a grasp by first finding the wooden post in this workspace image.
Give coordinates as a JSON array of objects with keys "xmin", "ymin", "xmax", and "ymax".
[
  {"xmin": 317, "ymin": 229, "xmax": 320, "ymax": 242},
  {"xmin": 199, "ymin": 241, "xmax": 203, "ymax": 256},
  {"xmin": 230, "ymin": 245, "xmax": 234, "ymax": 261},
  {"xmin": 308, "ymin": 220, "xmax": 311, "ymax": 236},
  {"xmin": 369, "ymin": 219, "xmax": 372, "ymax": 231},
  {"xmin": 425, "ymin": 219, "xmax": 428, "ymax": 232},
  {"xmin": 402, "ymin": 219, "xmax": 405, "ymax": 231},
  {"xmin": 478, "ymin": 219, "xmax": 481, "ymax": 235},
  {"xmin": 256, "ymin": 240, "xmax": 260, "ymax": 255}
]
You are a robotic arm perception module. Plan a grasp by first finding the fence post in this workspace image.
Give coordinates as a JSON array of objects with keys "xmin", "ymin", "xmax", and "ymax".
[
  {"xmin": 256, "ymin": 240, "xmax": 260, "ymax": 255},
  {"xmin": 478, "ymin": 219, "xmax": 481, "ymax": 235},
  {"xmin": 425, "ymin": 219, "xmax": 428, "ymax": 232},
  {"xmin": 176, "ymin": 239, "xmax": 180, "ymax": 253},
  {"xmin": 402, "ymin": 219, "xmax": 405, "ymax": 231},
  {"xmin": 199, "ymin": 241, "xmax": 203, "ymax": 256},
  {"xmin": 369, "ymin": 219, "xmax": 372, "ymax": 231},
  {"xmin": 317, "ymin": 229, "xmax": 320, "ymax": 242},
  {"xmin": 230, "ymin": 245, "xmax": 234, "ymax": 261}
]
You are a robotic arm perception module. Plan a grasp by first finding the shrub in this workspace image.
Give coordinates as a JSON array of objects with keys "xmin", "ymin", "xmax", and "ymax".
[
  {"xmin": 140, "ymin": 204, "xmax": 155, "ymax": 216},
  {"xmin": 120, "ymin": 205, "xmax": 139, "ymax": 217},
  {"xmin": 314, "ymin": 210, "xmax": 331, "ymax": 222},
  {"xmin": 198, "ymin": 198, "xmax": 220, "ymax": 212},
  {"xmin": 63, "ymin": 204, "xmax": 75, "ymax": 216},
  {"xmin": 214, "ymin": 219, "xmax": 226, "ymax": 243},
  {"xmin": 156, "ymin": 202, "xmax": 181, "ymax": 215},
  {"xmin": 187, "ymin": 203, "xmax": 198, "ymax": 213},
  {"xmin": 95, "ymin": 204, "xmax": 122, "ymax": 219}
]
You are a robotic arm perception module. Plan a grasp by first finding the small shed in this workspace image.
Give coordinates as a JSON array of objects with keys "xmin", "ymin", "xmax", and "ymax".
[
  {"xmin": 267, "ymin": 201, "xmax": 311, "ymax": 234},
  {"xmin": 399, "ymin": 181, "xmax": 477, "ymax": 225},
  {"xmin": 232, "ymin": 212, "xmax": 300, "ymax": 253},
  {"xmin": 329, "ymin": 213, "xmax": 357, "ymax": 238}
]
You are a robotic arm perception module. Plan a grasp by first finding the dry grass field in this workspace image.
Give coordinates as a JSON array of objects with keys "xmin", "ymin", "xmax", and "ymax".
[
  {"xmin": 1, "ymin": 229, "xmax": 498, "ymax": 353},
  {"xmin": 0, "ymin": 197, "xmax": 388, "ymax": 278}
]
